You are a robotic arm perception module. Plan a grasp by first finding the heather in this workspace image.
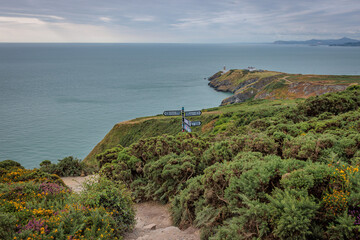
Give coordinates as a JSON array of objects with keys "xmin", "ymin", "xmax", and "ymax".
[{"xmin": 0, "ymin": 162, "xmax": 134, "ymax": 240}]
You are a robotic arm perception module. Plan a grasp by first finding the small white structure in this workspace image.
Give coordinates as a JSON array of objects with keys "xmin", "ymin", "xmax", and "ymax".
[{"xmin": 247, "ymin": 66, "xmax": 256, "ymax": 71}]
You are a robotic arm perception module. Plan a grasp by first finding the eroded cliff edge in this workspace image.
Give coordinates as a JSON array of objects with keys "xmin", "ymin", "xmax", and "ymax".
[{"xmin": 208, "ymin": 69, "xmax": 359, "ymax": 105}]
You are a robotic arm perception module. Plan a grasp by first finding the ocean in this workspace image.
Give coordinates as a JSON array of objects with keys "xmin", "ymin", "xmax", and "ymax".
[{"xmin": 1, "ymin": 43, "xmax": 360, "ymax": 168}]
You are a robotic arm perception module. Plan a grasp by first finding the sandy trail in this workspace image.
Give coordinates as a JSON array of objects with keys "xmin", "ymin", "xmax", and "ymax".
[{"xmin": 61, "ymin": 176, "xmax": 200, "ymax": 240}]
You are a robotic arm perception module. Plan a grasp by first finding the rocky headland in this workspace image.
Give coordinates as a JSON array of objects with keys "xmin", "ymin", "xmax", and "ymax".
[{"xmin": 208, "ymin": 69, "xmax": 359, "ymax": 105}]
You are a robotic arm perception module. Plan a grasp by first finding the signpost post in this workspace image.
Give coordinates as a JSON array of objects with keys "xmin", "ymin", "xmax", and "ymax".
[{"xmin": 163, "ymin": 107, "xmax": 202, "ymax": 132}]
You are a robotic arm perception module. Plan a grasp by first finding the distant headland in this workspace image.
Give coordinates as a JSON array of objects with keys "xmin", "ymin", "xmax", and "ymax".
[
  {"xmin": 274, "ymin": 37, "xmax": 360, "ymax": 46},
  {"xmin": 208, "ymin": 69, "xmax": 360, "ymax": 105}
]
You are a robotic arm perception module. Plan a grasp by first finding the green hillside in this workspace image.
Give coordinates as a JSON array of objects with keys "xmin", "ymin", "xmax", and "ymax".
[{"xmin": 87, "ymin": 86, "xmax": 360, "ymax": 239}]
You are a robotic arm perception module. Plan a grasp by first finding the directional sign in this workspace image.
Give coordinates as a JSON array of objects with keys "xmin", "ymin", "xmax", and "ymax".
[
  {"xmin": 191, "ymin": 121, "xmax": 202, "ymax": 126},
  {"xmin": 163, "ymin": 110, "xmax": 181, "ymax": 116},
  {"xmin": 184, "ymin": 124, "xmax": 192, "ymax": 132},
  {"xmin": 184, "ymin": 118, "xmax": 190, "ymax": 126},
  {"xmin": 185, "ymin": 110, "xmax": 202, "ymax": 117}
]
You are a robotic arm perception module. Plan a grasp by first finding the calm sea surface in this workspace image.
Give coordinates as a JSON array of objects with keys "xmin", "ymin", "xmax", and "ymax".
[{"xmin": 1, "ymin": 43, "xmax": 360, "ymax": 168}]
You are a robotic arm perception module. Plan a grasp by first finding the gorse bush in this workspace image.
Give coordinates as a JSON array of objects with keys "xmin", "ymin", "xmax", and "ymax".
[{"xmin": 39, "ymin": 156, "xmax": 95, "ymax": 177}]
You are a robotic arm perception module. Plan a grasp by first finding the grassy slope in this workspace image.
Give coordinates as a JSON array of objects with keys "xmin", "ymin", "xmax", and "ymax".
[
  {"xmin": 212, "ymin": 69, "xmax": 360, "ymax": 94},
  {"xmin": 83, "ymin": 99, "xmax": 299, "ymax": 166},
  {"xmin": 216, "ymin": 69, "xmax": 360, "ymax": 87}
]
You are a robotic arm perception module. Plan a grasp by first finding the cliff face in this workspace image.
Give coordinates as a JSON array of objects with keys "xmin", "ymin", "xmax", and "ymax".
[{"xmin": 208, "ymin": 69, "xmax": 358, "ymax": 105}]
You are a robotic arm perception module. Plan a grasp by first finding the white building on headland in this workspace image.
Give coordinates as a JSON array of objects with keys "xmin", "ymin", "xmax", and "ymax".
[{"xmin": 247, "ymin": 66, "xmax": 256, "ymax": 71}]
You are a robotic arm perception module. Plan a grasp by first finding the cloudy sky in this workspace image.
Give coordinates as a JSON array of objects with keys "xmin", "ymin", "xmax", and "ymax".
[{"xmin": 0, "ymin": 0, "xmax": 359, "ymax": 43}]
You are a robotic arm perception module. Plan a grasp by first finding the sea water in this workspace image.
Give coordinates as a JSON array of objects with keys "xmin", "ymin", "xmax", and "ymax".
[{"xmin": 0, "ymin": 43, "xmax": 359, "ymax": 168}]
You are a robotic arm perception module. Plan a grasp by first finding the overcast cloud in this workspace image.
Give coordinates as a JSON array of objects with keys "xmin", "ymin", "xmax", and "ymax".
[{"xmin": 0, "ymin": 0, "xmax": 359, "ymax": 43}]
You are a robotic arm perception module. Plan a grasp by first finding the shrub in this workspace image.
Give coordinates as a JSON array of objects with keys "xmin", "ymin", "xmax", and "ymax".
[
  {"xmin": 227, "ymin": 156, "xmax": 305, "ymax": 201},
  {"xmin": 283, "ymin": 133, "xmax": 319, "ymax": 160},
  {"xmin": 326, "ymin": 211, "xmax": 360, "ymax": 240},
  {"xmin": 96, "ymin": 146, "xmax": 123, "ymax": 169},
  {"xmin": 0, "ymin": 212, "xmax": 16, "ymax": 239},
  {"xmin": 55, "ymin": 156, "xmax": 83, "ymax": 177},
  {"xmin": 171, "ymin": 176, "xmax": 205, "ymax": 228},
  {"xmin": 99, "ymin": 162, "xmax": 132, "ymax": 184},
  {"xmin": 202, "ymin": 141, "xmax": 233, "ymax": 167},
  {"xmin": 75, "ymin": 177, "xmax": 135, "ymax": 234},
  {"xmin": 40, "ymin": 156, "xmax": 90, "ymax": 177},
  {"xmin": 298, "ymin": 87, "xmax": 360, "ymax": 117},
  {"xmin": 144, "ymin": 153, "xmax": 197, "ymax": 202},
  {"xmin": 267, "ymin": 189, "xmax": 319, "ymax": 240},
  {"xmin": 0, "ymin": 160, "xmax": 23, "ymax": 170}
]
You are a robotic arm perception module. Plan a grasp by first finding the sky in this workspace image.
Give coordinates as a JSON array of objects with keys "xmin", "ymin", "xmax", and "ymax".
[{"xmin": 0, "ymin": 0, "xmax": 360, "ymax": 43}]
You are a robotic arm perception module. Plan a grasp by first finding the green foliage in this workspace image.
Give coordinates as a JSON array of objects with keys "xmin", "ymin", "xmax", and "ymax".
[
  {"xmin": 0, "ymin": 212, "xmax": 16, "ymax": 239},
  {"xmin": 298, "ymin": 86, "xmax": 360, "ymax": 117},
  {"xmin": 99, "ymin": 162, "xmax": 132, "ymax": 183},
  {"xmin": 171, "ymin": 176, "xmax": 205, "ymax": 228},
  {"xmin": 73, "ymin": 177, "xmax": 135, "ymax": 234},
  {"xmin": 0, "ymin": 159, "xmax": 23, "ymax": 170},
  {"xmin": 266, "ymin": 189, "xmax": 319, "ymax": 240},
  {"xmin": 96, "ymin": 146, "xmax": 124, "ymax": 169},
  {"xmin": 144, "ymin": 153, "xmax": 197, "ymax": 202},
  {"xmin": 202, "ymin": 141, "xmax": 233, "ymax": 166},
  {"xmin": 326, "ymin": 211, "xmax": 360, "ymax": 240},
  {"xmin": 40, "ymin": 156, "xmax": 94, "ymax": 177}
]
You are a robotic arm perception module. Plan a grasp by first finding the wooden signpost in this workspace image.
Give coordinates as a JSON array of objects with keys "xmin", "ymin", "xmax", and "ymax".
[{"xmin": 163, "ymin": 107, "xmax": 202, "ymax": 132}]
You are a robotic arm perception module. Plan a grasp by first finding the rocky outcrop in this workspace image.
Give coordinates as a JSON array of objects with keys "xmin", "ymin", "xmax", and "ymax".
[
  {"xmin": 220, "ymin": 76, "xmax": 279, "ymax": 105},
  {"xmin": 208, "ymin": 71, "xmax": 223, "ymax": 81}
]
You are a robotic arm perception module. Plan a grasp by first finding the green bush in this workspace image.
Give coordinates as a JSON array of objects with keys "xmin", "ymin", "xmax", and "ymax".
[
  {"xmin": 171, "ymin": 176, "xmax": 205, "ymax": 228},
  {"xmin": 202, "ymin": 141, "xmax": 233, "ymax": 167},
  {"xmin": 299, "ymin": 87, "xmax": 360, "ymax": 117},
  {"xmin": 96, "ymin": 146, "xmax": 123, "ymax": 169},
  {"xmin": 0, "ymin": 212, "xmax": 16, "ymax": 239},
  {"xmin": 0, "ymin": 160, "xmax": 23, "ymax": 170},
  {"xmin": 267, "ymin": 189, "xmax": 319, "ymax": 240},
  {"xmin": 74, "ymin": 177, "xmax": 135, "ymax": 234},
  {"xmin": 326, "ymin": 211, "xmax": 360, "ymax": 240},
  {"xmin": 283, "ymin": 134, "xmax": 319, "ymax": 160},
  {"xmin": 40, "ymin": 156, "xmax": 91, "ymax": 177},
  {"xmin": 144, "ymin": 153, "xmax": 197, "ymax": 202}
]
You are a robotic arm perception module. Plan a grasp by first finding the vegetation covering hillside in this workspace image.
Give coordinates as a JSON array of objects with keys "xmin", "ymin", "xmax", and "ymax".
[
  {"xmin": 0, "ymin": 160, "xmax": 135, "ymax": 239},
  {"xmin": 207, "ymin": 69, "xmax": 359, "ymax": 105},
  {"xmin": 89, "ymin": 86, "xmax": 360, "ymax": 239}
]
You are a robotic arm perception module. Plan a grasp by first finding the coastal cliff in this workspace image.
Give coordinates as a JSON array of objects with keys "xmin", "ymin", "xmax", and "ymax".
[{"xmin": 208, "ymin": 69, "xmax": 359, "ymax": 105}]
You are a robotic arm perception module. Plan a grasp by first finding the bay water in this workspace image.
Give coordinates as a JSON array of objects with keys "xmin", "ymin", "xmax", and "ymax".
[{"xmin": 0, "ymin": 43, "xmax": 359, "ymax": 168}]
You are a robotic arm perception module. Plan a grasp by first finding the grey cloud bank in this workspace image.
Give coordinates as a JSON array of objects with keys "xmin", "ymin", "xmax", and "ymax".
[{"xmin": 0, "ymin": 0, "xmax": 359, "ymax": 43}]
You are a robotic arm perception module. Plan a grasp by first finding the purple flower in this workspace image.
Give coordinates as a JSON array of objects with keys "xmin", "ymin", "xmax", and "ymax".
[
  {"xmin": 39, "ymin": 182, "xmax": 68, "ymax": 195},
  {"xmin": 19, "ymin": 218, "xmax": 49, "ymax": 233}
]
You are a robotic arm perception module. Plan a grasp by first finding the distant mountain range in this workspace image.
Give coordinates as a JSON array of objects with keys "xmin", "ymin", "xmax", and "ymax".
[{"xmin": 274, "ymin": 37, "xmax": 360, "ymax": 46}]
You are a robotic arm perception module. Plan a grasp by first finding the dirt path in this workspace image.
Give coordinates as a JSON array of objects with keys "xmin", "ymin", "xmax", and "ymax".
[
  {"xmin": 280, "ymin": 75, "xmax": 293, "ymax": 84},
  {"xmin": 61, "ymin": 175, "xmax": 93, "ymax": 193},
  {"xmin": 61, "ymin": 176, "xmax": 200, "ymax": 240},
  {"xmin": 124, "ymin": 202, "xmax": 200, "ymax": 240}
]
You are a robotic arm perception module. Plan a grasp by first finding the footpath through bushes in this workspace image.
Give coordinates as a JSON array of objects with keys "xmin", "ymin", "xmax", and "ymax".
[
  {"xmin": 0, "ymin": 160, "xmax": 135, "ymax": 240},
  {"xmin": 96, "ymin": 86, "xmax": 360, "ymax": 239}
]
